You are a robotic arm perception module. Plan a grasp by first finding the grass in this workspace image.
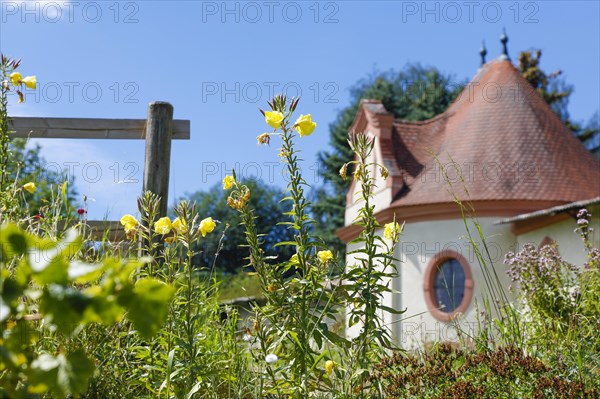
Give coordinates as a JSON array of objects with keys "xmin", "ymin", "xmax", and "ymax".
[{"xmin": 216, "ymin": 272, "xmax": 264, "ymax": 301}]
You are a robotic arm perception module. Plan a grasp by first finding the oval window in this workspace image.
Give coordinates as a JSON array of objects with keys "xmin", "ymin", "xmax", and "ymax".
[
  {"xmin": 424, "ymin": 251, "xmax": 474, "ymax": 322},
  {"xmin": 433, "ymin": 259, "xmax": 465, "ymax": 313}
]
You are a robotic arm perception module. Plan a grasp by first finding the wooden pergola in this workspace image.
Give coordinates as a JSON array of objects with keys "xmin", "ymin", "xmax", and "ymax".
[{"xmin": 9, "ymin": 102, "xmax": 191, "ymax": 240}]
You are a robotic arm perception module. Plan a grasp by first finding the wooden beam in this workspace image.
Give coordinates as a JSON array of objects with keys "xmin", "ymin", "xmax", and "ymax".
[
  {"xmin": 8, "ymin": 116, "xmax": 190, "ymax": 140},
  {"xmin": 56, "ymin": 220, "xmax": 126, "ymax": 242},
  {"xmin": 86, "ymin": 220, "xmax": 126, "ymax": 242},
  {"xmin": 510, "ymin": 213, "xmax": 571, "ymax": 236}
]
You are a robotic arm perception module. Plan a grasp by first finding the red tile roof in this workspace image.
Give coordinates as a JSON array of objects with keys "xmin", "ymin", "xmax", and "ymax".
[{"xmin": 351, "ymin": 59, "xmax": 600, "ymax": 210}]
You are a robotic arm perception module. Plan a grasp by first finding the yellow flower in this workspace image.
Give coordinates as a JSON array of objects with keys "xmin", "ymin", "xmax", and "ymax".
[
  {"xmin": 172, "ymin": 217, "xmax": 188, "ymax": 234},
  {"xmin": 199, "ymin": 217, "xmax": 216, "ymax": 237},
  {"xmin": 353, "ymin": 164, "xmax": 363, "ymax": 181},
  {"xmin": 120, "ymin": 214, "xmax": 137, "ymax": 226},
  {"xmin": 383, "ymin": 222, "xmax": 401, "ymax": 241},
  {"xmin": 317, "ymin": 250, "xmax": 334, "ymax": 264},
  {"xmin": 154, "ymin": 217, "xmax": 172, "ymax": 235},
  {"xmin": 339, "ymin": 163, "xmax": 348, "ymax": 181},
  {"xmin": 227, "ymin": 196, "xmax": 237, "ymax": 209},
  {"xmin": 223, "ymin": 175, "xmax": 235, "ymax": 190},
  {"xmin": 256, "ymin": 133, "xmax": 270, "ymax": 145},
  {"xmin": 21, "ymin": 76, "xmax": 36, "ymax": 89},
  {"xmin": 120, "ymin": 214, "xmax": 139, "ymax": 233},
  {"xmin": 290, "ymin": 254, "xmax": 299, "ymax": 264},
  {"xmin": 380, "ymin": 165, "xmax": 389, "ymax": 180},
  {"xmin": 22, "ymin": 182, "xmax": 36, "ymax": 193},
  {"xmin": 294, "ymin": 114, "xmax": 316, "ymax": 137},
  {"xmin": 324, "ymin": 360, "xmax": 335, "ymax": 375},
  {"xmin": 265, "ymin": 111, "xmax": 284, "ymax": 129},
  {"xmin": 9, "ymin": 72, "xmax": 22, "ymax": 86},
  {"xmin": 227, "ymin": 186, "xmax": 251, "ymax": 210}
]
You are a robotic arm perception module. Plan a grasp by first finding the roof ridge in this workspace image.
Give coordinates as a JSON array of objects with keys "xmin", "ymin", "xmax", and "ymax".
[{"xmin": 391, "ymin": 59, "xmax": 514, "ymax": 126}]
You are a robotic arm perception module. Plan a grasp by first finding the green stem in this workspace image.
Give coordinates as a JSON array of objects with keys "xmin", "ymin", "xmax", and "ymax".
[
  {"xmin": 0, "ymin": 62, "xmax": 12, "ymax": 204},
  {"xmin": 282, "ymin": 124, "xmax": 313, "ymax": 395},
  {"xmin": 185, "ymin": 229, "xmax": 195, "ymax": 387},
  {"xmin": 358, "ymin": 155, "xmax": 376, "ymax": 373}
]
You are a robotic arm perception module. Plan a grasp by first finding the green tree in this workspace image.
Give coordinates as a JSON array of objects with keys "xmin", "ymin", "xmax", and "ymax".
[
  {"xmin": 312, "ymin": 64, "xmax": 464, "ymax": 256},
  {"xmin": 518, "ymin": 49, "xmax": 600, "ymax": 153},
  {"xmin": 184, "ymin": 178, "xmax": 295, "ymax": 274},
  {"xmin": 4, "ymin": 138, "xmax": 77, "ymax": 217}
]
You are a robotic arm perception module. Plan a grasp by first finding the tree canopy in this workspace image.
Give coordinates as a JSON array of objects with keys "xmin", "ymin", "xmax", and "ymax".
[
  {"xmin": 517, "ymin": 49, "xmax": 599, "ymax": 153},
  {"xmin": 2, "ymin": 138, "xmax": 77, "ymax": 217},
  {"xmin": 184, "ymin": 178, "xmax": 296, "ymax": 274}
]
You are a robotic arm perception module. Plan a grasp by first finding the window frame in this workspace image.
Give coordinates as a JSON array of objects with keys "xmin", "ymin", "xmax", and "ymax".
[
  {"xmin": 423, "ymin": 250, "xmax": 474, "ymax": 322},
  {"xmin": 540, "ymin": 236, "xmax": 555, "ymax": 248}
]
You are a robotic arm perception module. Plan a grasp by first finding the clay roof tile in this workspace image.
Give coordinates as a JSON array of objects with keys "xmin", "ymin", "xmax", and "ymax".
[{"xmin": 355, "ymin": 60, "xmax": 600, "ymax": 210}]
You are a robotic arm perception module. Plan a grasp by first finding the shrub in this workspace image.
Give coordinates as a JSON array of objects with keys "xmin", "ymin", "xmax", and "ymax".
[
  {"xmin": 372, "ymin": 343, "xmax": 596, "ymax": 399},
  {"xmin": 505, "ymin": 208, "xmax": 600, "ymax": 387}
]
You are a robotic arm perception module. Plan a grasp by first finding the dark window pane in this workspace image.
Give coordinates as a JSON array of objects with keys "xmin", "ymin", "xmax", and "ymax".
[{"xmin": 433, "ymin": 259, "xmax": 465, "ymax": 313}]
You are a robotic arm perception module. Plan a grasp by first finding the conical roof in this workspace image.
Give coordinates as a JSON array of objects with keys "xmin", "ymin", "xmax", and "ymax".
[{"xmin": 380, "ymin": 59, "xmax": 600, "ymax": 208}]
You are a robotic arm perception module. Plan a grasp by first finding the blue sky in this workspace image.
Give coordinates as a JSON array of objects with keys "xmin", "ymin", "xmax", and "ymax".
[{"xmin": 1, "ymin": 0, "xmax": 599, "ymax": 219}]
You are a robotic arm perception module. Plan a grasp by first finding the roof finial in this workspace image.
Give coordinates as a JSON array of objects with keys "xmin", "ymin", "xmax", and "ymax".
[
  {"xmin": 479, "ymin": 41, "xmax": 487, "ymax": 66},
  {"xmin": 500, "ymin": 28, "xmax": 510, "ymax": 60}
]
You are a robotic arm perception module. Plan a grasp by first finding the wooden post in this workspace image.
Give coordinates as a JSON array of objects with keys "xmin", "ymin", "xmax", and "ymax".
[{"xmin": 143, "ymin": 102, "xmax": 173, "ymax": 217}]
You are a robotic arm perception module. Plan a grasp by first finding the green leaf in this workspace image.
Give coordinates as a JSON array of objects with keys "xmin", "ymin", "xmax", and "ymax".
[
  {"xmin": 379, "ymin": 305, "xmax": 406, "ymax": 315},
  {"xmin": 114, "ymin": 258, "xmax": 146, "ymax": 282},
  {"xmin": 61, "ymin": 181, "xmax": 68, "ymax": 199},
  {"xmin": 309, "ymin": 351, "xmax": 329, "ymax": 372},
  {"xmin": 59, "ymin": 350, "xmax": 95, "ymax": 396},
  {"xmin": 28, "ymin": 353, "xmax": 60, "ymax": 394},
  {"xmin": 32, "ymin": 254, "xmax": 69, "ymax": 285},
  {"xmin": 0, "ymin": 224, "xmax": 29, "ymax": 260},
  {"xmin": 313, "ymin": 328, "xmax": 323, "ymax": 348},
  {"xmin": 85, "ymin": 292, "xmax": 125, "ymax": 325},
  {"xmin": 321, "ymin": 324, "xmax": 350, "ymax": 347},
  {"xmin": 39, "ymin": 284, "xmax": 93, "ymax": 333},
  {"xmin": 452, "ymin": 356, "xmax": 465, "ymax": 370},
  {"xmin": 28, "ymin": 349, "xmax": 94, "ymax": 397},
  {"xmin": 68, "ymin": 260, "xmax": 105, "ymax": 283},
  {"xmin": 28, "ymin": 229, "xmax": 81, "ymax": 285},
  {"xmin": 126, "ymin": 279, "xmax": 174, "ymax": 339},
  {"xmin": 274, "ymin": 241, "xmax": 299, "ymax": 247},
  {"xmin": 1, "ymin": 274, "xmax": 24, "ymax": 306}
]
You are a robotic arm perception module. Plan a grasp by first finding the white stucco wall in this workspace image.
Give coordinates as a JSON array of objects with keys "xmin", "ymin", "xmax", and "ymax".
[
  {"xmin": 345, "ymin": 186, "xmax": 391, "ymax": 227},
  {"xmin": 516, "ymin": 204, "xmax": 600, "ymax": 267},
  {"xmin": 394, "ymin": 217, "xmax": 516, "ymax": 348},
  {"xmin": 344, "ymin": 206, "xmax": 599, "ymax": 348},
  {"xmin": 345, "ymin": 216, "xmax": 518, "ymax": 349}
]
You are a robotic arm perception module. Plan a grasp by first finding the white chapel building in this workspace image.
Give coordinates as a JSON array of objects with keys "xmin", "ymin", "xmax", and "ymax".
[{"xmin": 337, "ymin": 50, "xmax": 600, "ymax": 347}]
